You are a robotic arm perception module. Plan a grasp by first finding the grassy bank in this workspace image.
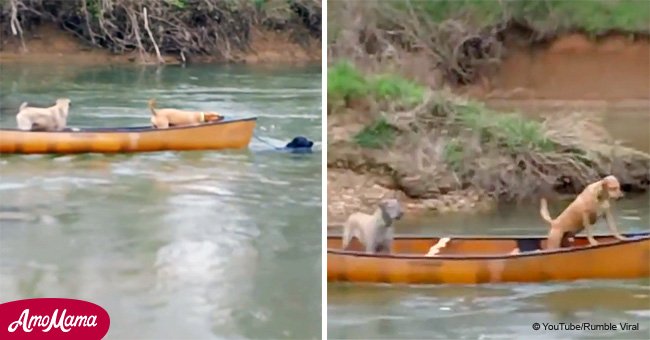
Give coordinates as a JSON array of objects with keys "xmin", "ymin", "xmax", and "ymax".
[
  {"xmin": 1, "ymin": 0, "xmax": 321, "ymax": 63},
  {"xmin": 328, "ymin": 61, "xmax": 650, "ymax": 203}
]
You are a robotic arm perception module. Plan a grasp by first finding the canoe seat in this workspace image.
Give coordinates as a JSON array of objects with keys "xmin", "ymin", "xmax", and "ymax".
[{"xmin": 516, "ymin": 238, "xmax": 542, "ymax": 252}]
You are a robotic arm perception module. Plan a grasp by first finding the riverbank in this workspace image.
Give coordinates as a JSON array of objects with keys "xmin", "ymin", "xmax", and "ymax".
[
  {"xmin": 327, "ymin": 0, "xmax": 650, "ymax": 221},
  {"xmin": 0, "ymin": 25, "xmax": 320, "ymax": 65},
  {"xmin": 328, "ymin": 53, "xmax": 650, "ymax": 221},
  {"xmin": 0, "ymin": 0, "xmax": 321, "ymax": 65}
]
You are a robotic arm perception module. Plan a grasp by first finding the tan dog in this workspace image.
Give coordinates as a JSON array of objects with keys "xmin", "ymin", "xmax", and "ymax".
[
  {"xmin": 342, "ymin": 199, "xmax": 404, "ymax": 254},
  {"xmin": 540, "ymin": 175, "xmax": 626, "ymax": 249},
  {"xmin": 148, "ymin": 98, "xmax": 223, "ymax": 128},
  {"xmin": 15, "ymin": 98, "xmax": 71, "ymax": 131}
]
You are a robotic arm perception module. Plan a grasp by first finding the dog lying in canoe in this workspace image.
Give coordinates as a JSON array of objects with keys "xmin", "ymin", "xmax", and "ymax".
[
  {"xmin": 541, "ymin": 175, "xmax": 627, "ymax": 250},
  {"xmin": 15, "ymin": 98, "xmax": 71, "ymax": 131},
  {"xmin": 148, "ymin": 98, "xmax": 223, "ymax": 128},
  {"xmin": 342, "ymin": 199, "xmax": 404, "ymax": 254}
]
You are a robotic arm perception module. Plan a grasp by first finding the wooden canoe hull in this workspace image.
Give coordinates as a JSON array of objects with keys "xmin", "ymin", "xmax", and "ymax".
[
  {"xmin": 327, "ymin": 233, "xmax": 650, "ymax": 284},
  {"xmin": 0, "ymin": 118, "xmax": 256, "ymax": 154}
]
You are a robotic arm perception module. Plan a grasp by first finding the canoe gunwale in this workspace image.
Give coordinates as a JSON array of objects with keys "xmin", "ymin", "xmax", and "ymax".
[
  {"xmin": 0, "ymin": 117, "xmax": 257, "ymax": 134},
  {"xmin": 327, "ymin": 232, "xmax": 650, "ymax": 260}
]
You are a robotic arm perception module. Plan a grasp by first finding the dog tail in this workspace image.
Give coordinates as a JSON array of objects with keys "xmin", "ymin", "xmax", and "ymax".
[
  {"xmin": 148, "ymin": 98, "xmax": 158, "ymax": 116},
  {"xmin": 203, "ymin": 113, "xmax": 223, "ymax": 122},
  {"xmin": 539, "ymin": 198, "xmax": 554, "ymax": 224},
  {"xmin": 18, "ymin": 102, "xmax": 28, "ymax": 111}
]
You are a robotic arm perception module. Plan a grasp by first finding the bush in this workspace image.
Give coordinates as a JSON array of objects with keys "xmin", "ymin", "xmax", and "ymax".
[
  {"xmin": 328, "ymin": 60, "xmax": 425, "ymax": 108},
  {"xmin": 354, "ymin": 118, "xmax": 395, "ymax": 149}
]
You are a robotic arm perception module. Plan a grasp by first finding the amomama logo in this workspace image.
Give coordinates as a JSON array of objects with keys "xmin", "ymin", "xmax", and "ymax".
[{"xmin": 0, "ymin": 298, "xmax": 110, "ymax": 339}]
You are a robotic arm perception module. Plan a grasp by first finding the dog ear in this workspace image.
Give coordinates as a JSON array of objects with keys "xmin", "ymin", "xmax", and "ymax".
[{"xmin": 596, "ymin": 181, "xmax": 608, "ymax": 200}]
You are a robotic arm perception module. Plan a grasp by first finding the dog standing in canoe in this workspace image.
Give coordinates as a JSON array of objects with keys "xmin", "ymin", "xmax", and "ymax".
[
  {"xmin": 148, "ymin": 98, "xmax": 223, "ymax": 128},
  {"xmin": 15, "ymin": 98, "xmax": 71, "ymax": 131},
  {"xmin": 342, "ymin": 198, "xmax": 404, "ymax": 254},
  {"xmin": 540, "ymin": 175, "xmax": 627, "ymax": 249}
]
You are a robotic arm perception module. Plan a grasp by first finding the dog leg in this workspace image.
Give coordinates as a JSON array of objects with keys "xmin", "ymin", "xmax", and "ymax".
[
  {"xmin": 158, "ymin": 118, "xmax": 170, "ymax": 129},
  {"xmin": 546, "ymin": 227, "xmax": 564, "ymax": 250},
  {"xmin": 605, "ymin": 208, "xmax": 627, "ymax": 241},
  {"xmin": 380, "ymin": 229, "xmax": 394, "ymax": 254},
  {"xmin": 364, "ymin": 231, "xmax": 377, "ymax": 254},
  {"xmin": 16, "ymin": 114, "xmax": 33, "ymax": 130},
  {"xmin": 582, "ymin": 213, "xmax": 598, "ymax": 246},
  {"xmin": 342, "ymin": 222, "xmax": 352, "ymax": 250}
]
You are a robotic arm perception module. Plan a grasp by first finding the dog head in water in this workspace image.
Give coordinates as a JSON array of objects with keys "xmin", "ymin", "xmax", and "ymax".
[{"xmin": 284, "ymin": 136, "xmax": 314, "ymax": 152}]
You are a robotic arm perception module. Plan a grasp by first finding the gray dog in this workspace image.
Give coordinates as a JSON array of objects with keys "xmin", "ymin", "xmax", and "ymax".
[{"xmin": 342, "ymin": 198, "xmax": 404, "ymax": 254}]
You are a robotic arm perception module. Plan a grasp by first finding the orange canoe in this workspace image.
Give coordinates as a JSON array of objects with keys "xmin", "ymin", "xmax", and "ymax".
[
  {"xmin": 328, "ymin": 233, "xmax": 650, "ymax": 284},
  {"xmin": 0, "ymin": 118, "xmax": 256, "ymax": 154}
]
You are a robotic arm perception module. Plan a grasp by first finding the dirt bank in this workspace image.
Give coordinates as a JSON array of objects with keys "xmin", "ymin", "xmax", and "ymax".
[
  {"xmin": 463, "ymin": 34, "xmax": 650, "ymax": 100},
  {"xmin": 0, "ymin": 24, "xmax": 320, "ymax": 65},
  {"xmin": 327, "ymin": 34, "xmax": 650, "ymax": 222},
  {"xmin": 462, "ymin": 34, "xmax": 650, "ymax": 153}
]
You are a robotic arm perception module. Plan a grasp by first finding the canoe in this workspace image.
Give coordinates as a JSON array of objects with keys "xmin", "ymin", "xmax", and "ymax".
[
  {"xmin": 0, "ymin": 118, "xmax": 256, "ymax": 154},
  {"xmin": 327, "ymin": 232, "xmax": 650, "ymax": 284}
]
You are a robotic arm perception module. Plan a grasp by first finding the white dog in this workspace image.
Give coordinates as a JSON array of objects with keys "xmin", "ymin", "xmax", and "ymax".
[{"xmin": 16, "ymin": 98, "xmax": 71, "ymax": 131}]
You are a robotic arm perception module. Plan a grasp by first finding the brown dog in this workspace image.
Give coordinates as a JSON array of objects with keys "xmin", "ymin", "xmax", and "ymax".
[
  {"xmin": 148, "ymin": 98, "xmax": 223, "ymax": 128},
  {"xmin": 540, "ymin": 175, "xmax": 626, "ymax": 249},
  {"xmin": 15, "ymin": 98, "xmax": 71, "ymax": 131}
]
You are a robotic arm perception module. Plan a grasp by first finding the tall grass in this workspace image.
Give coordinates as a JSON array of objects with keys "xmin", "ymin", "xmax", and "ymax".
[
  {"xmin": 328, "ymin": 61, "xmax": 425, "ymax": 108},
  {"xmin": 390, "ymin": 0, "xmax": 650, "ymax": 34},
  {"xmin": 454, "ymin": 100, "xmax": 555, "ymax": 152},
  {"xmin": 354, "ymin": 118, "xmax": 395, "ymax": 149}
]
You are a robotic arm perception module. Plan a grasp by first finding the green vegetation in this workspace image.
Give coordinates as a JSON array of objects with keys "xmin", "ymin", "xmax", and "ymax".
[
  {"xmin": 330, "ymin": 62, "xmax": 553, "ymax": 156},
  {"xmin": 165, "ymin": 0, "xmax": 188, "ymax": 10},
  {"xmin": 443, "ymin": 138, "xmax": 465, "ymax": 171},
  {"xmin": 454, "ymin": 100, "xmax": 555, "ymax": 153},
  {"xmin": 328, "ymin": 61, "xmax": 425, "ymax": 108},
  {"xmin": 372, "ymin": 74, "xmax": 424, "ymax": 106},
  {"xmin": 389, "ymin": 0, "xmax": 650, "ymax": 35},
  {"xmin": 354, "ymin": 118, "xmax": 395, "ymax": 149},
  {"xmin": 327, "ymin": 61, "xmax": 369, "ymax": 103}
]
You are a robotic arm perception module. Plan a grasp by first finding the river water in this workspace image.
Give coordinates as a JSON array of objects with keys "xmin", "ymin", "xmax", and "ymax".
[{"xmin": 0, "ymin": 63, "xmax": 322, "ymax": 339}]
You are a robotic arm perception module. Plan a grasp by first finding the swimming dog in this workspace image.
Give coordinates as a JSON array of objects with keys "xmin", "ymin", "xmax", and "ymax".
[{"xmin": 283, "ymin": 136, "xmax": 314, "ymax": 153}]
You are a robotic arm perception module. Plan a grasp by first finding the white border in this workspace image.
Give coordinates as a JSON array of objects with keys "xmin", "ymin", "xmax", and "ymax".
[{"xmin": 321, "ymin": 0, "xmax": 328, "ymax": 337}]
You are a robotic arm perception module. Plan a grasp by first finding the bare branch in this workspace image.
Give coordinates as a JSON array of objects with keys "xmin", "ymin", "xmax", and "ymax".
[{"xmin": 143, "ymin": 6, "xmax": 164, "ymax": 64}]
